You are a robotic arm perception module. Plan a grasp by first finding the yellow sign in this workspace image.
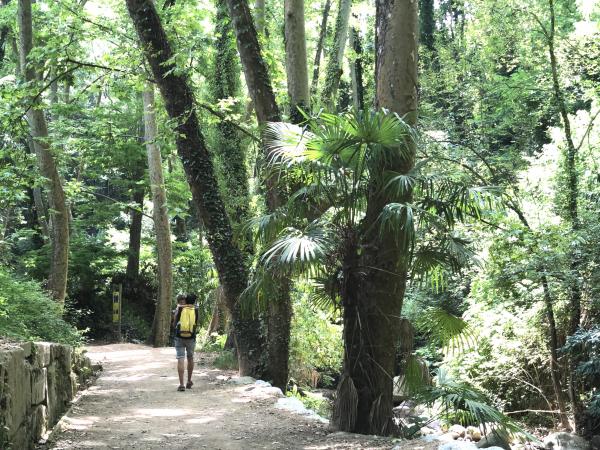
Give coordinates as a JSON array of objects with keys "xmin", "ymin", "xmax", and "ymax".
[{"xmin": 112, "ymin": 290, "xmax": 121, "ymax": 323}]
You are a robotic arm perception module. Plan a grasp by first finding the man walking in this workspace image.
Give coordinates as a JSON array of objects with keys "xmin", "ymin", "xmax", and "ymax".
[{"xmin": 173, "ymin": 294, "xmax": 198, "ymax": 391}]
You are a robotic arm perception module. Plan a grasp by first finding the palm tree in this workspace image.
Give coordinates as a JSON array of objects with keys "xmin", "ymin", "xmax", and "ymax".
[{"xmin": 249, "ymin": 109, "xmax": 500, "ymax": 433}]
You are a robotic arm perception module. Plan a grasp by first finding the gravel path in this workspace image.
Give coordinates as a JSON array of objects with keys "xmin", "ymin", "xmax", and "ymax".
[{"xmin": 44, "ymin": 344, "xmax": 438, "ymax": 450}]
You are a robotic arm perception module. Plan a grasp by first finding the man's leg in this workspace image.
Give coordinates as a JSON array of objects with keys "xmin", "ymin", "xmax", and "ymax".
[
  {"xmin": 175, "ymin": 337, "xmax": 186, "ymax": 390},
  {"xmin": 178, "ymin": 359, "xmax": 185, "ymax": 385},
  {"xmin": 185, "ymin": 338, "xmax": 195, "ymax": 388},
  {"xmin": 187, "ymin": 357, "xmax": 194, "ymax": 384}
]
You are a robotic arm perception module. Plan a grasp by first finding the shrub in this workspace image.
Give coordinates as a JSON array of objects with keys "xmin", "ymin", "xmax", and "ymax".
[
  {"xmin": 0, "ymin": 266, "xmax": 83, "ymax": 345},
  {"xmin": 213, "ymin": 349, "xmax": 238, "ymax": 370},
  {"xmin": 289, "ymin": 290, "xmax": 343, "ymax": 388}
]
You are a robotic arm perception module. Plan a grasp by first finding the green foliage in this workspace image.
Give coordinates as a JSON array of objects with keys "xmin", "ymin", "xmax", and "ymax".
[
  {"xmin": 213, "ymin": 349, "xmax": 238, "ymax": 370},
  {"xmin": 562, "ymin": 326, "xmax": 600, "ymax": 431},
  {"xmin": 289, "ymin": 287, "xmax": 343, "ymax": 388},
  {"xmin": 0, "ymin": 266, "xmax": 82, "ymax": 345},
  {"xmin": 412, "ymin": 368, "xmax": 527, "ymax": 439}
]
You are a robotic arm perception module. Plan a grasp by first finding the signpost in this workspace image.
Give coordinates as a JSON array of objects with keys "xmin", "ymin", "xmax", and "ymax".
[{"xmin": 112, "ymin": 284, "xmax": 122, "ymax": 341}]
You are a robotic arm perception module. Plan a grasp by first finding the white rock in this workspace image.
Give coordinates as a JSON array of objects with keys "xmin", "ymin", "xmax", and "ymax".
[
  {"xmin": 438, "ymin": 442, "xmax": 478, "ymax": 450},
  {"xmin": 275, "ymin": 397, "xmax": 329, "ymax": 423},
  {"xmin": 254, "ymin": 379, "xmax": 272, "ymax": 387},
  {"xmin": 227, "ymin": 376, "xmax": 255, "ymax": 385},
  {"xmin": 449, "ymin": 425, "xmax": 466, "ymax": 438},
  {"xmin": 543, "ymin": 432, "xmax": 591, "ymax": 450}
]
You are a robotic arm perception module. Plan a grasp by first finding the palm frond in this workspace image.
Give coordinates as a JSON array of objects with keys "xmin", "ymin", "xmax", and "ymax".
[
  {"xmin": 243, "ymin": 210, "xmax": 288, "ymax": 244},
  {"xmin": 416, "ymin": 307, "xmax": 476, "ymax": 355},
  {"xmin": 263, "ymin": 122, "xmax": 314, "ymax": 167},
  {"xmin": 261, "ymin": 222, "xmax": 331, "ymax": 271},
  {"xmin": 377, "ymin": 202, "xmax": 415, "ymax": 252},
  {"xmin": 413, "ymin": 368, "xmax": 530, "ymax": 439}
]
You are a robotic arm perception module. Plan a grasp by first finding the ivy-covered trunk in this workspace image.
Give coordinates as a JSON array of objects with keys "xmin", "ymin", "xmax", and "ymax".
[
  {"xmin": 209, "ymin": 0, "xmax": 253, "ymax": 257},
  {"xmin": 545, "ymin": 0, "xmax": 584, "ymax": 433},
  {"xmin": 126, "ymin": 0, "xmax": 265, "ymax": 376},
  {"xmin": 320, "ymin": 0, "xmax": 352, "ymax": 109},
  {"xmin": 333, "ymin": 0, "xmax": 418, "ymax": 434},
  {"xmin": 225, "ymin": 0, "xmax": 293, "ymax": 390}
]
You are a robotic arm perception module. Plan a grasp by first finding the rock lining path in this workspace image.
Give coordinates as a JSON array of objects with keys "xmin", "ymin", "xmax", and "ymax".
[{"xmin": 44, "ymin": 344, "xmax": 439, "ymax": 450}]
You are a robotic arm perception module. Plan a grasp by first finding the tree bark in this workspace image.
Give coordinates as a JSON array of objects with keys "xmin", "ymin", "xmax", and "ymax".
[
  {"xmin": 127, "ymin": 0, "xmax": 265, "ymax": 376},
  {"xmin": 18, "ymin": 0, "xmax": 69, "ymax": 303},
  {"xmin": 0, "ymin": 0, "xmax": 11, "ymax": 70},
  {"xmin": 310, "ymin": 0, "xmax": 331, "ymax": 99},
  {"xmin": 254, "ymin": 0, "xmax": 266, "ymax": 36},
  {"xmin": 333, "ymin": 0, "xmax": 418, "ymax": 435},
  {"xmin": 348, "ymin": 25, "xmax": 363, "ymax": 110},
  {"xmin": 284, "ymin": 0, "xmax": 309, "ymax": 123},
  {"xmin": 126, "ymin": 186, "xmax": 144, "ymax": 280},
  {"xmin": 224, "ymin": 0, "xmax": 292, "ymax": 390},
  {"xmin": 320, "ymin": 0, "xmax": 352, "ymax": 110},
  {"xmin": 210, "ymin": 0, "xmax": 253, "ymax": 256},
  {"xmin": 143, "ymin": 87, "xmax": 173, "ymax": 347},
  {"xmin": 546, "ymin": 0, "xmax": 583, "ymax": 433},
  {"xmin": 419, "ymin": 0, "xmax": 435, "ymax": 52}
]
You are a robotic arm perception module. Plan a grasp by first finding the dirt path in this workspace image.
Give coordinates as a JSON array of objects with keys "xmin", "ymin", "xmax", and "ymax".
[{"xmin": 44, "ymin": 344, "xmax": 438, "ymax": 450}]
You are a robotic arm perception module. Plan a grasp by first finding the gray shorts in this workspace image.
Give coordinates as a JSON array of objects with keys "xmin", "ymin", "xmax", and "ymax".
[{"xmin": 174, "ymin": 337, "xmax": 196, "ymax": 360}]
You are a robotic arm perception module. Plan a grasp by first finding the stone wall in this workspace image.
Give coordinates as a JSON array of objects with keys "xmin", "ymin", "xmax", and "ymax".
[{"xmin": 0, "ymin": 341, "xmax": 94, "ymax": 449}]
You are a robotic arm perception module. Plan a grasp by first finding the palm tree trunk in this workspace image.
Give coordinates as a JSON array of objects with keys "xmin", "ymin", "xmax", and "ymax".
[
  {"xmin": 127, "ymin": 0, "xmax": 265, "ymax": 376},
  {"xmin": 18, "ymin": 0, "xmax": 69, "ymax": 303},
  {"xmin": 333, "ymin": 0, "xmax": 418, "ymax": 434},
  {"xmin": 143, "ymin": 87, "xmax": 173, "ymax": 347}
]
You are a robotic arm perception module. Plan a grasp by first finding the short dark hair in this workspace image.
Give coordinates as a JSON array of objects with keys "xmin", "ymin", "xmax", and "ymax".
[{"xmin": 185, "ymin": 293, "xmax": 197, "ymax": 305}]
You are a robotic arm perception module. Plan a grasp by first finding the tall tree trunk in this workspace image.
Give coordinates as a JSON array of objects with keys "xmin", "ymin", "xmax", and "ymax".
[
  {"xmin": 320, "ymin": 0, "xmax": 352, "ymax": 110},
  {"xmin": 0, "ymin": 0, "xmax": 11, "ymax": 70},
  {"xmin": 333, "ymin": 0, "xmax": 418, "ymax": 435},
  {"xmin": 126, "ymin": 186, "xmax": 144, "ymax": 280},
  {"xmin": 18, "ymin": 0, "xmax": 69, "ymax": 303},
  {"xmin": 143, "ymin": 87, "xmax": 173, "ymax": 347},
  {"xmin": 310, "ymin": 0, "xmax": 331, "ymax": 98},
  {"xmin": 284, "ymin": 0, "xmax": 309, "ymax": 123},
  {"xmin": 126, "ymin": 0, "xmax": 265, "ymax": 376},
  {"xmin": 547, "ymin": 0, "xmax": 583, "ymax": 433},
  {"xmin": 254, "ymin": 0, "xmax": 266, "ymax": 35},
  {"xmin": 508, "ymin": 202, "xmax": 571, "ymax": 430},
  {"xmin": 348, "ymin": 26, "xmax": 363, "ymax": 110},
  {"xmin": 225, "ymin": 0, "xmax": 292, "ymax": 390},
  {"xmin": 210, "ymin": 0, "xmax": 253, "ymax": 256},
  {"xmin": 419, "ymin": 0, "xmax": 435, "ymax": 52}
]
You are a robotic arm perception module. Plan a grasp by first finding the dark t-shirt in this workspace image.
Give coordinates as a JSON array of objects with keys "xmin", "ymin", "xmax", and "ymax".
[{"xmin": 173, "ymin": 305, "xmax": 199, "ymax": 339}]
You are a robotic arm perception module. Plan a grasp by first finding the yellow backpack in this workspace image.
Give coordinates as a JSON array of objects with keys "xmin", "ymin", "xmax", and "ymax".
[{"xmin": 178, "ymin": 305, "xmax": 196, "ymax": 338}]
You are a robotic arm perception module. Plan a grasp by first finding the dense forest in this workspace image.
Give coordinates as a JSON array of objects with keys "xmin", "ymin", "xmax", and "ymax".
[{"xmin": 0, "ymin": 0, "xmax": 599, "ymax": 445}]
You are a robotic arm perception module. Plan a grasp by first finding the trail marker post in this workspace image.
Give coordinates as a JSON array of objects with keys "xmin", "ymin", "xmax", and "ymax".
[{"xmin": 112, "ymin": 283, "xmax": 122, "ymax": 341}]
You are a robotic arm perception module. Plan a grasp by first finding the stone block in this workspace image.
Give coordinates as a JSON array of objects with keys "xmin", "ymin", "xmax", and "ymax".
[
  {"xmin": 33, "ymin": 342, "xmax": 52, "ymax": 369},
  {"xmin": 31, "ymin": 368, "xmax": 47, "ymax": 406},
  {"xmin": 30, "ymin": 404, "xmax": 48, "ymax": 442},
  {"xmin": 20, "ymin": 342, "xmax": 33, "ymax": 359}
]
